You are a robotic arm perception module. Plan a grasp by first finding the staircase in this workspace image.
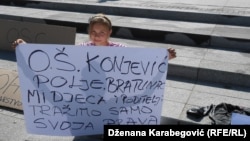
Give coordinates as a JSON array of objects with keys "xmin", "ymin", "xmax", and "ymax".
[
  {"xmin": 0, "ymin": 0, "xmax": 250, "ymax": 125},
  {"xmin": 1, "ymin": 0, "xmax": 250, "ymax": 87}
]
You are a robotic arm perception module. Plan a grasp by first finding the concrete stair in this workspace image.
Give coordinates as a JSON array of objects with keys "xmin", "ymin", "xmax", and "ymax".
[
  {"xmin": 0, "ymin": 0, "xmax": 250, "ymax": 131},
  {"xmin": 1, "ymin": 0, "xmax": 250, "ymax": 88}
]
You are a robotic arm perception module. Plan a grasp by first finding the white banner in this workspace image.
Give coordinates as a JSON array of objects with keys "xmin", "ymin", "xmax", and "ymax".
[{"xmin": 16, "ymin": 44, "xmax": 168, "ymax": 136}]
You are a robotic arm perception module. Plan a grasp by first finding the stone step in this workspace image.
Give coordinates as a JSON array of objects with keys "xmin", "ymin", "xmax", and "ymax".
[
  {"xmin": 2, "ymin": 0, "xmax": 250, "ymax": 27},
  {"xmin": 76, "ymin": 33, "xmax": 250, "ymax": 88},
  {"xmin": 1, "ymin": 5, "xmax": 250, "ymax": 52},
  {"xmin": 2, "ymin": 33, "xmax": 249, "ymax": 88},
  {"xmin": 1, "ymin": 1, "xmax": 250, "ymax": 88}
]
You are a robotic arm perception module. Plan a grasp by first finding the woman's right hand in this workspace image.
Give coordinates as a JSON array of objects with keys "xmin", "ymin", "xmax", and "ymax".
[{"xmin": 11, "ymin": 39, "xmax": 26, "ymax": 49}]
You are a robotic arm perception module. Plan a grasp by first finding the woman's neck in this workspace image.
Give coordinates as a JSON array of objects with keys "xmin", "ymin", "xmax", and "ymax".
[{"xmin": 94, "ymin": 41, "xmax": 109, "ymax": 46}]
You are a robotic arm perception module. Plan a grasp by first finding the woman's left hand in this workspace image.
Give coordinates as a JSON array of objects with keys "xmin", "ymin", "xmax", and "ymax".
[{"xmin": 168, "ymin": 48, "xmax": 176, "ymax": 60}]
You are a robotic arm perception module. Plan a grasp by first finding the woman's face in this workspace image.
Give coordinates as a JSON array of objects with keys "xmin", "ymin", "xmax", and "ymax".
[{"xmin": 89, "ymin": 23, "xmax": 112, "ymax": 46}]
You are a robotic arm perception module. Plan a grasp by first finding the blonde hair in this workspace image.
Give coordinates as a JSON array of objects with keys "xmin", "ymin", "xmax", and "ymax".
[{"xmin": 88, "ymin": 13, "xmax": 112, "ymax": 32}]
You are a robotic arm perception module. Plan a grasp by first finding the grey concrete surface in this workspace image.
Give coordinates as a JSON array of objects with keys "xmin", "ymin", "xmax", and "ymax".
[
  {"xmin": 0, "ymin": 0, "xmax": 250, "ymax": 140},
  {"xmin": 1, "ymin": 1, "xmax": 250, "ymax": 87}
]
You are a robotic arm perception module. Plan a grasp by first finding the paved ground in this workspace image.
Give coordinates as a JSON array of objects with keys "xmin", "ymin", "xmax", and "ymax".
[{"xmin": 0, "ymin": 0, "xmax": 250, "ymax": 141}]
